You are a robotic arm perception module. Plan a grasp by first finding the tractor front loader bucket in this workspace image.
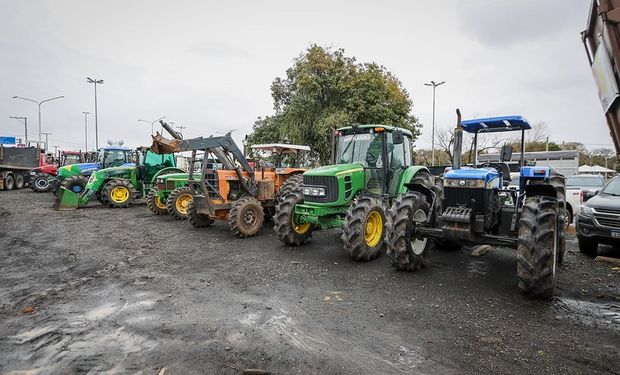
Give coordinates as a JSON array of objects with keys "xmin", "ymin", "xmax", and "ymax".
[
  {"xmin": 53, "ymin": 187, "xmax": 80, "ymax": 210},
  {"xmin": 150, "ymin": 133, "xmax": 184, "ymax": 154}
]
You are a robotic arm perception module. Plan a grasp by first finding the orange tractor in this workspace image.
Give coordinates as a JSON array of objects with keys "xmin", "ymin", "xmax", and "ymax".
[{"xmin": 150, "ymin": 123, "xmax": 309, "ymax": 237}]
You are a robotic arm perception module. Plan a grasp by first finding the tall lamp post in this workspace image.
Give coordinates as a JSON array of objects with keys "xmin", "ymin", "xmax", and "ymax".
[
  {"xmin": 82, "ymin": 111, "xmax": 90, "ymax": 151},
  {"xmin": 138, "ymin": 116, "xmax": 166, "ymax": 135},
  {"xmin": 11, "ymin": 95, "xmax": 64, "ymax": 149},
  {"xmin": 87, "ymin": 77, "xmax": 103, "ymax": 150},
  {"xmin": 424, "ymin": 80, "xmax": 445, "ymax": 166},
  {"xmin": 41, "ymin": 132, "xmax": 52, "ymax": 155},
  {"xmin": 9, "ymin": 116, "xmax": 27, "ymax": 144}
]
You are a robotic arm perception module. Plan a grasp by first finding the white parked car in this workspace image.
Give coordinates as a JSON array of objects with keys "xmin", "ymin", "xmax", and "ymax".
[{"xmin": 565, "ymin": 174, "xmax": 606, "ymax": 225}]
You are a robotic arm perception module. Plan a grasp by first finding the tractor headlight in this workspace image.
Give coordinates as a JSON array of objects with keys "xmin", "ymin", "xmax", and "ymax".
[
  {"xmin": 29, "ymin": 171, "xmax": 36, "ymax": 175},
  {"xmin": 444, "ymin": 179, "xmax": 486, "ymax": 188},
  {"xmin": 580, "ymin": 205, "xmax": 593, "ymax": 217},
  {"xmin": 303, "ymin": 186, "xmax": 326, "ymax": 197}
]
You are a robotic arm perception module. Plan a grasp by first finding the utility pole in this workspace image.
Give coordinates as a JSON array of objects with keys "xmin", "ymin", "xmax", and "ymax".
[
  {"xmin": 424, "ymin": 80, "xmax": 445, "ymax": 166},
  {"xmin": 87, "ymin": 77, "xmax": 104, "ymax": 149},
  {"xmin": 9, "ymin": 116, "xmax": 27, "ymax": 144},
  {"xmin": 82, "ymin": 111, "xmax": 90, "ymax": 151},
  {"xmin": 41, "ymin": 132, "xmax": 52, "ymax": 154},
  {"xmin": 12, "ymin": 95, "xmax": 64, "ymax": 146}
]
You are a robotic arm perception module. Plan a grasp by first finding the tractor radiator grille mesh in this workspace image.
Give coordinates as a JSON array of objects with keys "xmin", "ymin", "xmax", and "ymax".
[
  {"xmin": 303, "ymin": 175, "xmax": 339, "ymax": 203},
  {"xmin": 443, "ymin": 187, "xmax": 492, "ymax": 215}
]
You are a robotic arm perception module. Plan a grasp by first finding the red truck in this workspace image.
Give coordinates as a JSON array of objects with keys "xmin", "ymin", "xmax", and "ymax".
[{"xmin": 29, "ymin": 151, "xmax": 87, "ymax": 192}]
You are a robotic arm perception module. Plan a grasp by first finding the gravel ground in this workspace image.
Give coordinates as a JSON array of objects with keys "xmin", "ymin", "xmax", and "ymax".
[{"xmin": 0, "ymin": 189, "xmax": 619, "ymax": 375}]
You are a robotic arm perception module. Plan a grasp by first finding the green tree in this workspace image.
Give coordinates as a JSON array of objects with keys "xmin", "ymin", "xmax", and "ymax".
[{"xmin": 248, "ymin": 45, "xmax": 421, "ymax": 163}]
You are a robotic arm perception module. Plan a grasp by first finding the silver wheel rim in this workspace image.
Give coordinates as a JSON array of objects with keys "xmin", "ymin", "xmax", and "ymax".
[
  {"xmin": 35, "ymin": 178, "xmax": 49, "ymax": 189},
  {"xmin": 411, "ymin": 208, "xmax": 428, "ymax": 256}
]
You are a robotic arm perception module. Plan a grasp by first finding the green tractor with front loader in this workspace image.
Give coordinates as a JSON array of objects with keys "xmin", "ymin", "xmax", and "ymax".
[
  {"xmin": 274, "ymin": 124, "xmax": 433, "ymax": 261},
  {"xmin": 54, "ymin": 148, "xmax": 183, "ymax": 210}
]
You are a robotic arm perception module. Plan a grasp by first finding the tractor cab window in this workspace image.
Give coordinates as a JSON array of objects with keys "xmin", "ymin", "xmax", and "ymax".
[
  {"xmin": 63, "ymin": 154, "xmax": 81, "ymax": 166},
  {"xmin": 337, "ymin": 132, "xmax": 383, "ymax": 167},
  {"xmin": 101, "ymin": 150, "xmax": 132, "ymax": 168},
  {"xmin": 143, "ymin": 150, "xmax": 175, "ymax": 168},
  {"xmin": 389, "ymin": 133, "xmax": 412, "ymax": 169}
]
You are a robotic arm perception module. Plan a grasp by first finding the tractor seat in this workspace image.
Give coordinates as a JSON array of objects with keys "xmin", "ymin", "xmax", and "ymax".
[{"xmin": 482, "ymin": 162, "xmax": 511, "ymax": 187}]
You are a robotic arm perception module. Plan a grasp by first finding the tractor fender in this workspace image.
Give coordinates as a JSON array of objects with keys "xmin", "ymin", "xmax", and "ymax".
[
  {"xmin": 396, "ymin": 166, "xmax": 432, "ymax": 195},
  {"xmin": 151, "ymin": 167, "xmax": 186, "ymax": 183}
]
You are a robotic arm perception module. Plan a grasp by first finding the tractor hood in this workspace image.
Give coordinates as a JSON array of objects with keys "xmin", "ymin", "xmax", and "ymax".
[
  {"xmin": 444, "ymin": 168, "xmax": 499, "ymax": 182},
  {"xmin": 303, "ymin": 163, "xmax": 364, "ymax": 177},
  {"xmin": 155, "ymin": 172, "xmax": 188, "ymax": 181},
  {"xmin": 57, "ymin": 163, "xmax": 100, "ymax": 178}
]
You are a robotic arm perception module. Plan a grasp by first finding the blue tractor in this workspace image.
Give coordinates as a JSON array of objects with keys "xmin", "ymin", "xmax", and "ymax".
[{"xmin": 386, "ymin": 110, "xmax": 566, "ymax": 298}]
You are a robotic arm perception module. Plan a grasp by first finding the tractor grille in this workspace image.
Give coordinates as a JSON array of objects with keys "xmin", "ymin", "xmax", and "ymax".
[
  {"xmin": 303, "ymin": 175, "xmax": 338, "ymax": 203},
  {"xmin": 205, "ymin": 171, "xmax": 220, "ymax": 199},
  {"xmin": 443, "ymin": 187, "xmax": 493, "ymax": 215}
]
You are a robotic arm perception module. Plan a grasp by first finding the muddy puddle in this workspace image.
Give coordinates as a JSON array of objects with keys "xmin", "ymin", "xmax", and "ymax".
[{"xmin": 555, "ymin": 297, "xmax": 620, "ymax": 331}]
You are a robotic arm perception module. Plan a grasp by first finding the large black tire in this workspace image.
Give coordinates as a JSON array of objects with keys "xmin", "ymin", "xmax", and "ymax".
[
  {"xmin": 167, "ymin": 186, "xmax": 193, "ymax": 220},
  {"xmin": 517, "ymin": 196, "xmax": 560, "ymax": 298},
  {"xmin": 274, "ymin": 190, "xmax": 313, "ymax": 246},
  {"xmin": 146, "ymin": 187, "xmax": 168, "ymax": 215},
  {"xmin": 577, "ymin": 236, "xmax": 598, "ymax": 256},
  {"xmin": 385, "ymin": 192, "xmax": 432, "ymax": 271},
  {"xmin": 100, "ymin": 179, "xmax": 136, "ymax": 208},
  {"xmin": 30, "ymin": 173, "xmax": 52, "ymax": 192},
  {"xmin": 188, "ymin": 196, "xmax": 214, "ymax": 228},
  {"xmin": 14, "ymin": 174, "xmax": 24, "ymax": 189},
  {"xmin": 229, "ymin": 196, "xmax": 264, "ymax": 238},
  {"xmin": 276, "ymin": 174, "xmax": 303, "ymax": 204},
  {"xmin": 342, "ymin": 196, "xmax": 388, "ymax": 262},
  {"xmin": 61, "ymin": 175, "xmax": 88, "ymax": 195},
  {"xmin": 4, "ymin": 175, "xmax": 14, "ymax": 191}
]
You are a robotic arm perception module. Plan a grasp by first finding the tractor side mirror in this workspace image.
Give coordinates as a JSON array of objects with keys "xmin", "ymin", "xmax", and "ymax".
[
  {"xmin": 500, "ymin": 144, "xmax": 513, "ymax": 162},
  {"xmin": 392, "ymin": 129, "xmax": 404, "ymax": 145}
]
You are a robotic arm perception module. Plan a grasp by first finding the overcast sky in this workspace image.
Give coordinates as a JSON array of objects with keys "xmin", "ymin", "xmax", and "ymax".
[{"xmin": 0, "ymin": 0, "xmax": 608, "ymax": 153}]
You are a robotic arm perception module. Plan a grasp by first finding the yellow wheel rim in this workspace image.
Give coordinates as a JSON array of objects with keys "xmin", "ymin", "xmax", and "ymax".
[
  {"xmin": 154, "ymin": 196, "xmax": 166, "ymax": 209},
  {"xmin": 110, "ymin": 186, "xmax": 130, "ymax": 203},
  {"xmin": 291, "ymin": 214, "xmax": 310, "ymax": 234},
  {"xmin": 175, "ymin": 194, "xmax": 193, "ymax": 214},
  {"xmin": 364, "ymin": 210, "xmax": 383, "ymax": 247}
]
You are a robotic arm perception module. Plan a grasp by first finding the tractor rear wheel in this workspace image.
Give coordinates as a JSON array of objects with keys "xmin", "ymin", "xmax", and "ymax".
[
  {"xmin": 146, "ymin": 187, "xmax": 168, "ymax": 215},
  {"xmin": 4, "ymin": 175, "xmax": 14, "ymax": 190},
  {"xmin": 517, "ymin": 196, "xmax": 560, "ymax": 298},
  {"xmin": 167, "ymin": 186, "xmax": 193, "ymax": 220},
  {"xmin": 386, "ymin": 192, "xmax": 432, "ymax": 271},
  {"xmin": 274, "ymin": 190, "xmax": 313, "ymax": 246},
  {"xmin": 342, "ymin": 196, "xmax": 387, "ymax": 262},
  {"xmin": 31, "ymin": 173, "xmax": 51, "ymax": 192},
  {"xmin": 62, "ymin": 175, "xmax": 88, "ymax": 195},
  {"xmin": 101, "ymin": 179, "xmax": 135, "ymax": 208},
  {"xmin": 229, "ymin": 196, "xmax": 264, "ymax": 238},
  {"xmin": 14, "ymin": 174, "xmax": 24, "ymax": 189},
  {"xmin": 187, "ymin": 196, "xmax": 214, "ymax": 227}
]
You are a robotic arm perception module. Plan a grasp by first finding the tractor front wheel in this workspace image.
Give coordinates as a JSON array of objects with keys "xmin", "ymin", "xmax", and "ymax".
[
  {"xmin": 386, "ymin": 192, "xmax": 432, "ymax": 271},
  {"xmin": 517, "ymin": 196, "xmax": 560, "ymax": 298},
  {"xmin": 31, "ymin": 173, "xmax": 51, "ymax": 192},
  {"xmin": 61, "ymin": 175, "xmax": 88, "ymax": 195},
  {"xmin": 167, "ymin": 186, "xmax": 193, "ymax": 220},
  {"xmin": 146, "ymin": 187, "xmax": 168, "ymax": 215},
  {"xmin": 229, "ymin": 196, "xmax": 264, "ymax": 238},
  {"xmin": 274, "ymin": 190, "xmax": 313, "ymax": 246},
  {"xmin": 188, "ymin": 196, "xmax": 214, "ymax": 228},
  {"xmin": 342, "ymin": 196, "xmax": 387, "ymax": 262},
  {"xmin": 101, "ymin": 179, "xmax": 135, "ymax": 208}
]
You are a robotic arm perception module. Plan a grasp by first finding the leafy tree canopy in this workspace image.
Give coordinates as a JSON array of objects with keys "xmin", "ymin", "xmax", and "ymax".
[{"xmin": 246, "ymin": 45, "xmax": 420, "ymax": 163}]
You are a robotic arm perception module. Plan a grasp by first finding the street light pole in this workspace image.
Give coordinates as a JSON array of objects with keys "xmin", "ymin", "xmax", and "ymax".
[
  {"xmin": 175, "ymin": 124, "xmax": 187, "ymax": 137},
  {"xmin": 138, "ymin": 116, "xmax": 166, "ymax": 135},
  {"xmin": 83, "ymin": 112, "xmax": 90, "ymax": 151},
  {"xmin": 9, "ymin": 116, "xmax": 27, "ymax": 144},
  {"xmin": 12, "ymin": 95, "xmax": 64, "ymax": 149},
  {"xmin": 424, "ymin": 80, "xmax": 445, "ymax": 166},
  {"xmin": 87, "ymin": 77, "xmax": 104, "ymax": 150}
]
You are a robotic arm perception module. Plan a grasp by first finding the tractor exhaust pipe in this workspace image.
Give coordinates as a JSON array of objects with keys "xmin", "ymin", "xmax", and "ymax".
[{"xmin": 452, "ymin": 108, "xmax": 463, "ymax": 170}]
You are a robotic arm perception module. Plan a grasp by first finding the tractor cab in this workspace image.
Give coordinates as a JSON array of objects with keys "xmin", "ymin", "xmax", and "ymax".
[
  {"xmin": 99, "ymin": 147, "xmax": 134, "ymax": 168},
  {"xmin": 60, "ymin": 151, "xmax": 84, "ymax": 166},
  {"xmin": 137, "ymin": 148, "xmax": 176, "ymax": 183}
]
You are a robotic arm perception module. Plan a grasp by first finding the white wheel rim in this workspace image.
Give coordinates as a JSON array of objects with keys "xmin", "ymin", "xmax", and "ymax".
[{"xmin": 411, "ymin": 208, "xmax": 428, "ymax": 255}]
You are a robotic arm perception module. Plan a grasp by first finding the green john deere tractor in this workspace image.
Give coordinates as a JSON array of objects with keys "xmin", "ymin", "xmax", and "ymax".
[
  {"xmin": 147, "ymin": 172, "xmax": 192, "ymax": 219},
  {"xmin": 54, "ymin": 148, "xmax": 183, "ymax": 210},
  {"xmin": 274, "ymin": 124, "xmax": 433, "ymax": 261}
]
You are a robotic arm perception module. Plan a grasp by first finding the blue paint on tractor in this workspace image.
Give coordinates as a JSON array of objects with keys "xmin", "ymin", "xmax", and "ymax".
[{"xmin": 444, "ymin": 168, "xmax": 499, "ymax": 184}]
